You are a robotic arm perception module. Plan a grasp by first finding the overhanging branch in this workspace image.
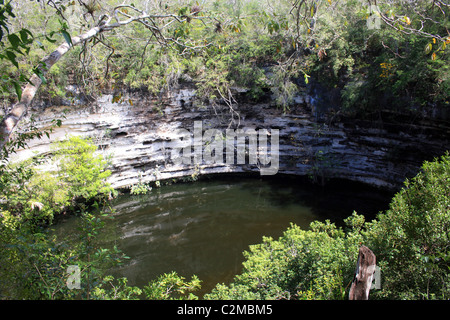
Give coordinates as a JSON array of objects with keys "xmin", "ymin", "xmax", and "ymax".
[{"xmin": 0, "ymin": 5, "xmax": 213, "ymax": 151}]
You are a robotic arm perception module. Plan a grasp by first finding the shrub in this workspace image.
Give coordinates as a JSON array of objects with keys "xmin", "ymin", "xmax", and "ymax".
[
  {"xmin": 0, "ymin": 208, "xmax": 129, "ymax": 299},
  {"xmin": 0, "ymin": 135, "xmax": 114, "ymax": 226},
  {"xmin": 53, "ymin": 135, "xmax": 114, "ymax": 202},
  {"xmin": 365, "ymin": 153, "xmax": 450, "ymax": 299},
  {"xmin": 130, "ymin": 182, "xmax": 152, "ymax": 195},
  {"xmin": 205, "ymin": 218, "xmax": 364, "ymax": 300},
  {"xmin": 206, "ymin": 153, "xmax": 450, "ymax": 300},
  {"xmin": 143, "ymin": 271, "xmax": 202, "ymax": 300}
]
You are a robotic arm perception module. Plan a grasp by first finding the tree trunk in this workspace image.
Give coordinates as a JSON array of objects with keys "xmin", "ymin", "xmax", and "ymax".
[
  {"xmin": 349, "ymin": 245, "xmax": 376, "ymax": 300},
  {"xmin": 0, "ymin": 25, "xmax": 105, "ymax": 150},
  {"xmin": 0, "ymin": 8, "xmax": 207, "ymax": 151}
]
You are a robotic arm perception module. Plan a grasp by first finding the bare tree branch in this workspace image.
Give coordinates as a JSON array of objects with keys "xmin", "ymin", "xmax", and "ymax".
[
  {"xmin": 1, "ymin": 22, "xmax": 107, "ymax": 150},
  {"xmin": 0, "ymin": 4, "xmax": 213, "ymax": 150}
]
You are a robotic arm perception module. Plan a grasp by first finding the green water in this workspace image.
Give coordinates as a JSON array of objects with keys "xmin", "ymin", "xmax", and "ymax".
[{"xmin": 54, "ymin": 175, "xmax": 393, "ymax": 296}]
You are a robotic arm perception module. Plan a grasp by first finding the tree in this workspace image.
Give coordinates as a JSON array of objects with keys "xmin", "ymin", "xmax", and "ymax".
[
  {"xmin": 1, "ymin": 0, "xmax": 448, "ymax": 150},
  {"xmin": 281, "ymin": 0, "xmax": 449, "ymax": 113},
  {"xmin": 205, "ymin": 154, "xmax": 450, "ymax": 300},
  {"xmin": 365, "ymin": 153, "xmax": 450, "ymax": 299},
  {"xmin": 285, "ymin": 0, "xmax": 449, "ymax": 50},
  {"xmin": 0, "ymin": 0, "xmax": 214, "ymax": 151}
]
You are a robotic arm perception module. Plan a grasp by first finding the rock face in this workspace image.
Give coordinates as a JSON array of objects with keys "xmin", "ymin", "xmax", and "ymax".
[{"xmin": 12, "ymin": 85, "xmax": 450, "ymax": 191}]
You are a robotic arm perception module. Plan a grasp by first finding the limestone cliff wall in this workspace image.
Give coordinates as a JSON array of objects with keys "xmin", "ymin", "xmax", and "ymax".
[{"xmin": 12, "ymin": 86, "xmax": 450, "ymax": 191}]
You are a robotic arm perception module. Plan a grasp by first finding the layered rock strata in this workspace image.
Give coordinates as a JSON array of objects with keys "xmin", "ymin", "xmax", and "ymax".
[{"xmin": 12, "ymin": 87, "xmax": 450, "ymax": 191}]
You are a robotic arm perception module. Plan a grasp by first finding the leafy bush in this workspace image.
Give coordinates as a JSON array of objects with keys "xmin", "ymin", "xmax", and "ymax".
[
  {"xmin": 0, "ymin": 130, "xmax": 200, "ymax": 300},
  {"xmin": 205, "ymin": 218, "xmax": 363, "ymax": 300},
  {"xmin": 0, "ymin": 208, "xmax": 129, "ymax": 299},
  {"xmin": 91, "ymin": 271, "xmax": 202, "ymax": 300},
  {"xmin": 130, "ymin": 182, "xmax": 152, "ymax": 195},
  {"xmin": 143, "ymin": 271, "xmax": 202, "ymax": 300},
  {"xmin": 365, "ymin": 153, "xmax": 450, "ymax": 299},
  {"xmin": 0, "ymin": 135, "xmax": 114, "ymax": 226},
  {"xmin": 53, "ymin": 136, "xmax": 114, "ymax": 201},
  {"xmin": 206, "ymin": 153, "xmax": 450, "ymax": 300}
]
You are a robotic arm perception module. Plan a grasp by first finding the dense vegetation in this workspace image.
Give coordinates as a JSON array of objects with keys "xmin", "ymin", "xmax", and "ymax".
[
  {"xmin": 2, "ymin": 136, "xmax": 449, "ymax": 299},
  {"xmin": 205, "ymin": 154, "xmax": 450, "ymax": 300},
  {"xmin": 1, "ymin": 0, "xmax": 449, "ymax": 300},
  {"xmin": 1, "ymin": 0, "xmax": 449, "ymax": 114}
]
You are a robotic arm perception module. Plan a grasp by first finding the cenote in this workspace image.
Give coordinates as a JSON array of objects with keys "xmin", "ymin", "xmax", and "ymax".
[{"xmin": 53, "ymin": 174, "xmax": 395, "ymax": 297}]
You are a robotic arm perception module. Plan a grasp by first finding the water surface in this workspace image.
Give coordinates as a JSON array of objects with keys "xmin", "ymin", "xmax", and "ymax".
[{"xmin": 55, "ymin": 175, "xmax": 393, "ymax": 296}]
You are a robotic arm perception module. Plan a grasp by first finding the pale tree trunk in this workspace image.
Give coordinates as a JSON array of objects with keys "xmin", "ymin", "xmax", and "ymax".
[
  {"xmin": 0, "ymin": 25, "xmax": 106, "ymax": 150},
  {"xmin": 0, "ymin": 7, "xmax": 208, "ymax": 151},
  {"xmin": 349, "ymin": 245, "xmax": 376, "ymax": 300}
]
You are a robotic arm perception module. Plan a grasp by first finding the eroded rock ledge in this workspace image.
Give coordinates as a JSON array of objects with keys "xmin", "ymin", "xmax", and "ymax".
[{"xmin": 12, "ymin": 86, "xmax": 450, "ymax": 191}]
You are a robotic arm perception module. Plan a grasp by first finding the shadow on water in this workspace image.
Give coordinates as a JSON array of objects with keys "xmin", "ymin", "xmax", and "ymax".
[
  {"xmin": 53, "ymin": 174, "xmax": 395, "ymax": 298},
  {"xmin": 259, "ymin": 175, "xmax": 394, "ymax": 225}
]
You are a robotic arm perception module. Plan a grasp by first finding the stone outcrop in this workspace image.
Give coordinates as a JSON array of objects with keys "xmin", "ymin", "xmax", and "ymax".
[{"xmin": 11, "ymin": 85, "xmax": 450, "ymax": 191}]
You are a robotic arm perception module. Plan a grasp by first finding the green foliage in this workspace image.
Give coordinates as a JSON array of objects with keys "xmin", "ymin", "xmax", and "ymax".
[
  {"xmin": 53, "ymin": 136, "xmax": 114, "ymax": 201},
  {"xmin": 121, "ymin": 23, "xmax": 282, "ymax": 105},
  {"xmin": 306, "ymin": 144, "xmax": 340, "ymax": 185},
  {"xmin": 207, "ymin": 153, "xmax": 450, "ymax": 300},
  {"xmin": 1, "ymin": 0, "xmax": 448, "ymax": 114},
  {"xmin": 143, "ymin": 271, "xmax": 202, "ymax": 300},
  {"xmin": 130, "ymin": 182, "xmax": 152, "ymax": 195},
  {"xmin": 365, "ymin": 153, "xmax": 450, "ymax": 299},
  {"xmin": 0, "ymin": 223, "xmax": 77, "ymax": 299},
  {"xmin": 0, "ymin": 135, "xmax": 114, "ymax": 226},
  {"xmin": 0, "ymin": 207, "xmax": 130, "ymax": 299},
  {"xmin": 0, "ymin": 127, "xmax": 124, "ymax": 299},
  {"xmin": 91, "ymin": 276, "xmax": 142, "ymax": 300},
  {"xmin": 205, "ymin": 218, "xmax": 363, "ymax": 300},
  {"xmin": 269, "ymin": 62, "xmax": 301, "ymax": 111},
  {"xmin": 0, "ymin": 118, "xmax": 62, "ymax": 227},
  {"xmin": 0, "ymin": 124, "xmax": 200, "ymax": 300},
  {"xmin": 340, "ymin": 31, "xmax": 449, "ymax": 114},
  {"xmin": 0, "ymin": 0, "xmax": 34, "ymax": 101},
  {"xmin": 1, "ymin": 1, "xmax": 205, "ymax": 301}
]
